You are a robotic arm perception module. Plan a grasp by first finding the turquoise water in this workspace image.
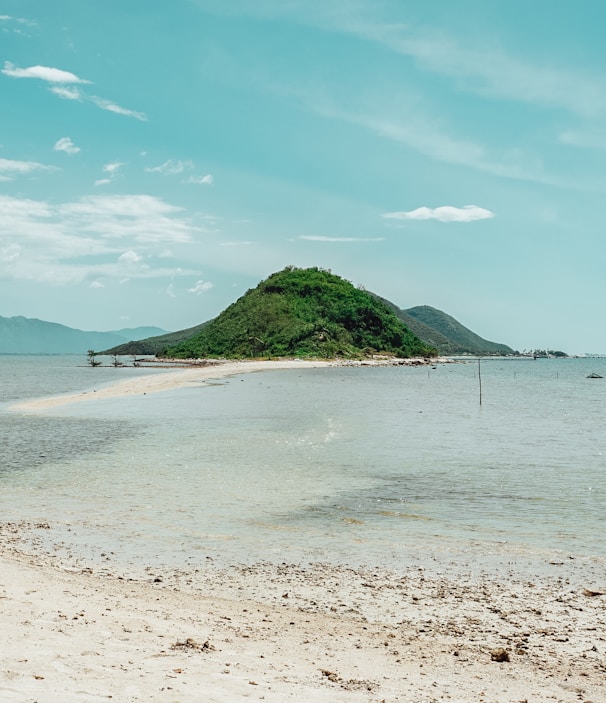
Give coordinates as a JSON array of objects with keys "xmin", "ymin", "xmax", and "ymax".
[{"xmin": 1, "ymin": 355, "xmax": 605, "ymax": 577}]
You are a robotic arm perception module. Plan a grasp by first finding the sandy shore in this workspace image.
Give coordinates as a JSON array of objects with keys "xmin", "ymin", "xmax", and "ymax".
[
  {"xmin": 1, "ymin": 528, "xmax": 604, "ymax": 703},
  {"xmin": 8, "ymin": 359, "xmax": 333, "ymax": 413},
  {"xmin": 3, "ymin": 357, "xmax": 604, "ymax": 701},
  {"xmin": 8, "ymin": 357, "xmax": 447, "ymax": 414}
]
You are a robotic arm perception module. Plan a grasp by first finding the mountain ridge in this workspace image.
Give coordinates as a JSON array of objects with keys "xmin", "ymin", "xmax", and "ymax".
[{"xmin": 0, "ymin": 316, "xmax": 167, "ymax": 354}]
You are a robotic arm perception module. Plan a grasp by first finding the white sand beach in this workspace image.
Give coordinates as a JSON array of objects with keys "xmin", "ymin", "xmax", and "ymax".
[{"xmin": 1, "ymin": 532, "xmax": 604, "ymax": 703}]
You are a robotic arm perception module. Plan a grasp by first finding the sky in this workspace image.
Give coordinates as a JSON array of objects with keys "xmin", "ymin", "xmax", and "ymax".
[{"xmin": 2, "ymin": 1, "xmax": 606, "ymax": 353}]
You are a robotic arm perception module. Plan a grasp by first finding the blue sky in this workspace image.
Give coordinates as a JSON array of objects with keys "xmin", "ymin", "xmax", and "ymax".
[{"xmin": 2, "ymin": 1, "xmax": 605, "ymax": 353}]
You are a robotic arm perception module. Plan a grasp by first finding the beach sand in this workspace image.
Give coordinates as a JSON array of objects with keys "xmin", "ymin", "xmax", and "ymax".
[
  {"xmin": 1, "ymin": 533, "xmax": 604, "ymax": 703},
  {"xmin": 3, "ymin": 359, "xmax": 605, "ymax": 701}
]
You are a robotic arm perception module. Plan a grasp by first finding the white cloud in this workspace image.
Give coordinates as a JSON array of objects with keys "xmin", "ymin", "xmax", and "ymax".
[
  {"xmin": 94, "ymin": 178, "xmax": 111, "ymax": 187},
  {"xmin": 90, "ymin": 280, "xmax": 104, "ymax": 289},
  {"xmin": 0, "ymin": 157, "xmax": 53, "ymax": 177},
  {"xmin": 188, "ymin": 279, "xmax": 213, "ymax": 294},
  {"xmin": 89, "ymin": 95, "xmax": 148, "ymax": 121},
  {"xmin": 118, "ymin": 250, "xmax": 142, "ymax": 264},
  {"xmin": 147, "ymin": 159, "xmax": 194, "ymax": 175},
  {"xmin": 0, "ymin": 15, "xmax": 35, "ymax": 28},
  {"xmin": 2, "ymin": 61, "xmax": 90, "ymax": 84},
  {"xmin": 187, "ymin": 174, "xmax": 214, "ymax": 185},
  {"xmin": 103, "ymin": 161, "xmax": 125, "ymax": 174},
  {"xmin": 58, "ymin": 194, "xmax": 197, "ymax": 243},
  {"xmin": 382, "ymin": 205, "xmax": 495, "ymax": 223},
  {"xmin": 166, "ymin": 284, "xmax": 177, "ymax": 298},
  {"xmin": 50, "ymin": 85, "xmax": 83, "ymax": 101},
  {"xmin": 559, "ymin": 130, "xmax": 606, "ymax": 150},
  {"xmin": 300, "ymin": 235, "xmax": 384, "ymax": 242},
  {"xmin": 0, "ymin": 193, "xmax": 202, "ymax": 286},
  {"xmin": 54, "ymin": 137, "xmax": 80, "ymax": 155},
  {"xmin": 3, "ymin": 61, "xmax": 147, "ymax": 122}
]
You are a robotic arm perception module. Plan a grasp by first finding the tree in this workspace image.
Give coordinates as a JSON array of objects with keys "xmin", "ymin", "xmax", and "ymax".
[{"xmin": 87, "ymin": 349, "xmax": 102, "ymax": 367}]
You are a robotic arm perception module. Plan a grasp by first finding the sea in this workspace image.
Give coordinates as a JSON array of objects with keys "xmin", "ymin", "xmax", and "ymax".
[{"xmin": 1, "ymin": 355, "xmax": 605, "ymax": 582}]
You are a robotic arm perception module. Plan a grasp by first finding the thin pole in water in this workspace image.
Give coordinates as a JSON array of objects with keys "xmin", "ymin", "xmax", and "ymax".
[{"xmin": 478, "ymin": 357, "xmax": 482, "ymax": 406}]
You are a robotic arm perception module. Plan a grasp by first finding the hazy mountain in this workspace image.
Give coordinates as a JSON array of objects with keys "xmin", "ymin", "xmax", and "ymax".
[{"xmin": 0, "ymin": 316, "xmax": 167, "ymax": 354}]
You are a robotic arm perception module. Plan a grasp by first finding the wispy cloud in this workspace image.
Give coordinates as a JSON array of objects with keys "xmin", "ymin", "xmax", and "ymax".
[
  {"xmin": 0, "ymin": 14, "xmax": 35, "ymax": 34},
  {"xmin": 94, "ymin": 161, "xmax": 125, "ymax": 186},
  {"xmin": 558, "ymin": 130, "xmax": 606, "ymax": 150},
  {"xmin": 89, "ymin": 95, "xmax": 148, "ymax": 122},
  {"xmin": 300, "ymin": 235, "xmax": 384, "ymax": 242},
  {"xmin": 50, "ymin": 86, "xmax": 83, "ymax": 101},
  {"xmin": 54, "ymin": 137, "xmax": 80, "ymax": 155},
  {"xmin": 0, "ymin": 157, "xmax": 54, "ymax": 178},
  {"xmin": 217, "ymin": 3, "xmax": 606, "ymax": 119},
  {"xmin": 103, "ymin": 162, "xmax": 125, "ymax": 174},
  {"xmin": 188, "ymin": 279, "xmax": 214, "ymax": 294},
  {"xmin": 0, "ymin": 193, "xmax": 202, "ymax": 286},
  {"xmin": 2, "ymin": 61, "xmax": 90, "ymax": 84},
  {"xmin": 3, "ymin": 61, "xmax": 148, "ymax": 121},
  {"xmin": 187, "ymin": 174, "xmax": 214, "ymax": 185},
  {"xmin": 353, "ymin": 26, "xmax": 606, "ymax": 119},
  {"xmin": 146, "ymin": 159, "xmax": 194, "ymax": 175},
  {"xmin": 382, "ymin": 205, "xmax": 495, "ymax": 223},
  {"xmin": 118, "ymin": 250, "xmax": 143, "ymax": 265}
]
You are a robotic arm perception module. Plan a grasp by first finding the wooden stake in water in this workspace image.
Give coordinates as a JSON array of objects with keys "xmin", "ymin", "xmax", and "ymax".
[{"xmin": 478, "ymin": 357, "xmax": 483, "ymax": 406}]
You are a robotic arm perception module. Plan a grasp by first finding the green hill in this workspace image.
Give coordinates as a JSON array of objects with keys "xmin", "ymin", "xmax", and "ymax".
[
  {"xmin": 370, "ymin": 295, "xmax": 456, "ymax": 354},
  {"xmin": 162, "ymin": 267, "xmax": 436, "ymax": 359},
  {"xmin": 403, "ymin": 305, "xmax": 515, "ymax": 355}
]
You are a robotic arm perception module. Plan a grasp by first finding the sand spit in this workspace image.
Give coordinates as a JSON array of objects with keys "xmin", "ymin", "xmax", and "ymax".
[
  {"xmin": 0, "ymin": 526, "xmax": 604, "ymax": 703},
  {"xmin": 9, "ymin": 357, "xmax": 450, "ymax": 413}
]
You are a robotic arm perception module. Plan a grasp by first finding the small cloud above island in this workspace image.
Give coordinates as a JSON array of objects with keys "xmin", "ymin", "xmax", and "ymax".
[
  {"xmin": 54, "ymin": 137, "xmax": 80, "ymax": 155},
  {"xmin": 382, "ymin": 205, "xmax": 495, "ymax": 223},
  {"xmin": 188, "ymin": 280, "xmax": 213, "ymax": 294}
]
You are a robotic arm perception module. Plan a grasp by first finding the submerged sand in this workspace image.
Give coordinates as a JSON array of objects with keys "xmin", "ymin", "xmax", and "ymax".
[{"xmin": 2, "ymin": 358, "xmax": 605, "ymax": 701}]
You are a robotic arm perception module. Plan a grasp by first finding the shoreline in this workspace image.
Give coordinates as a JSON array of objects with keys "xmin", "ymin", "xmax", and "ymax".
[
  {"xmin": 8, "ymin": 356, "xmax": 451, "ymax": 413},
  {"xmin": 1, "ymin": 528, "xmax": 604, "ymax": 702},
  {"xmin": 3, "ymin": 357, "xmax": 606, "ymax": 700}
]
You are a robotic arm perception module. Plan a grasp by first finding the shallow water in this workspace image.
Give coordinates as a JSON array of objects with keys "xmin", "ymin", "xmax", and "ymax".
[{"xmin": 1, "ymin": 356, "xmax": 605, "ymax": 578}]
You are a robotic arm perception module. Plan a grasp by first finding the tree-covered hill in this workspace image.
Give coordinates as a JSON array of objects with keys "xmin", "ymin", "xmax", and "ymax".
[
  {"xmin": 403, "ymin": 305, "xmax": 515, "ymax": 355},
  {"xmin": 163, "ymin": 267, "xmax": 436, "ymax": 359}
]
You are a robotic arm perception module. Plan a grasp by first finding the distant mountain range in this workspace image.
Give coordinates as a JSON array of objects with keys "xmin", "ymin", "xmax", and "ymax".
[
  {"xmin": 100, "ymin": 268, "xmax": 515, "ymax": 358},
  {"xmin": 0, "ymin": 316, "xmax": 167, "ymax": 354}
]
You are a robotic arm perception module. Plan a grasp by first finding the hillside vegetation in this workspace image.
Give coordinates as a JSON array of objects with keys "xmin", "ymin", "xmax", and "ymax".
[
  {"xmin": 404, "ymin": 306, "xmax": 514, "ymax": 355},
  {"xmin": 163, "ymin": 267, "xmax": 436, "ymax": 359}
]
